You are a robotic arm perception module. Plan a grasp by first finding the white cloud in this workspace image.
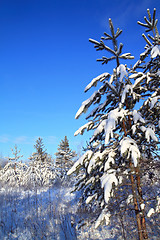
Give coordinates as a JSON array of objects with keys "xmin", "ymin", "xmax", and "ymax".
[
  {"xmin": 13, "ymin": 135, "xmax": 57, "ymax": 145},
  {"xmin": 0, "ymin": 135, "xmax": 10, "ymax": 143},
  {"xmin": 14, "ymin": 136, "xmax": 33, "ymax": 145},
  {"xmin": 45, "ymin": 136, "xmax": 57, "ymax": 145}
]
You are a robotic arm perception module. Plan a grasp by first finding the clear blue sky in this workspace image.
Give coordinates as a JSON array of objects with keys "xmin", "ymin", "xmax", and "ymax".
[{"xmin": 0, "ymin": 0, "xmax": 159, "ymax": 160}]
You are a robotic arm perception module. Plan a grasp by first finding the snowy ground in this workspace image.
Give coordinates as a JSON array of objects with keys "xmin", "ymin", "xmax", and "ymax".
[
  {"xmin": 0, "ymin": 185, "xmax": 116, "ymax": 240},
  {"xmin": 0, "ymin": 185, "xmax": 77, "ymax": 240}
]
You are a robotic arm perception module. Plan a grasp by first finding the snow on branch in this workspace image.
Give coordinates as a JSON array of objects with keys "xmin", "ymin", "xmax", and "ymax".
[
  {"xmin": 95, "ymin": 209, "xmax": 111, "ymax": 229},
  {"xmin": 90, "ymin": 108, "xmax": 127, "ymax": 144},
  {"xmin": 104, "ymin": 150, "xmax": 116, "ymax": 171},
  {"xmin": 87, "ymin": 149, "xmax": 109, "ymax": 174},
  {"xmin": 117, "ymin": 64, "xmax": 128, "ymax": 82},
  {"xmin": 119, "ymin": 52, "xmax": 134, "ymax": 59},
  {"xmin": 130, "ymin": 72, "xmax": 146, "ymax": 89},
  {"xmin": 74, "ymin": 121, "xmax": 94, "ymax": 136},
  {"xmin": 90, "ymin": 119, "xmax": 106, "ymax": 143},
  {"xmin": 121, "ymin": 85, "xmax": 134, "ymax": 104},
  {"xmin": 149, "ymin": 96, "xmax": 160, "ymax": 109},
  {"xmin": 140, "ymin": 123, "xmax": 158, "ymax": 142},
  {"xmin": 84, "ymin": 73, "xmax": 110, "ymax": 92},
  {"xmin": 151, "ymin": 45, "xmax": 160, "ymax": 58},
  {"xmin": 132, "ymin": 110, "xmax": 145, "ymax": 124},
  {"xmin": 120, "ymin": 137, "xmax": 141, "ymax": 167},
  {"xmin": 75, "ymin": 91, "xmax": 101, "ymax": 119},
  {"xmin": 104, "ymin": 81, "xmax": 118, "ymax": 96},
  {"xmin": 101, "ymin": 170, "xmax": 118, "ymax": 203},
  {"xmin": 104, "ymin": 108, "xmax": 126, "ymax": 144},
  {"xmin": 67, "ymin": 150, "xmax": 93, "ymax": 175},
  {"xmin": 86, "ymin": 193, "xmax": 97, "ymax": 204}
]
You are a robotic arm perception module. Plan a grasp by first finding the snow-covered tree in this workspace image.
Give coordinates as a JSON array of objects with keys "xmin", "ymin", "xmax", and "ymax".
[
  {"xmin": 0, "ymin": 145, "xmax": 25, "ymax": 186},
  {"xmin": 68, "ymin": 9, "xmax": 160, "ymax": 240},
  {"xmin": 0, "ymin": 159, "xmax": 56, "ymax": 188},
  {"xmin": 21, "ymin": 160, "xmax": 56, "ymax": 188},
  {"xmin": 0, "ymin": 161, "xmax": 28, "ymax": 187},
  {"xmin": 0, "ymin": 138, "xmax": 57, "ymax": 188},
  {"xmin": 27, "ymin": 137, "xmax": 56, "ymax": 187},
  {"xmin": 29, "ymin": 137, "xmax": 48, "ymax": 163},
  {"xmin": 8, "ymin": 144, "xmax": 23, "ymax": 161},
  {"xmin": 55, "ymin": 136, "xmax": 76, "ymax": 179}
]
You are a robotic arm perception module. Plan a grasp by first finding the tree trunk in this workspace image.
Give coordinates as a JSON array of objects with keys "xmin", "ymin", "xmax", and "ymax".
[
  {"xmin": 129, "ymin": 161, "xmax": 144, "ymax": 240},
  {"xmin": 136, "ymin": 166, "xmax": 148, "ymax": 239},
  {"xmin": 125, "ymin": 98, "xmax": 148, "ymax": 239}
]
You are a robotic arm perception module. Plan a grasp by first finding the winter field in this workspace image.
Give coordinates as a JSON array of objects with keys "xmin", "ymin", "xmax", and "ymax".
[{"xmin": 0, "ymin": 184, "xmax": 115, "ymax": 240}]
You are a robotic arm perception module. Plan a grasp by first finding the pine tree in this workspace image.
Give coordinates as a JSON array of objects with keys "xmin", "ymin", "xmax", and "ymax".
[
  {"xmin": 0, "ymin": 138, "xmax": 56, "ymax": 188},
  {"xmin": 55, "ymin": 136, "xmax": 76, "ymax": 179},
  {"xmin": 68, "ymin": 9, "xmax": 160, "ymax": 240},
  {"xmin": 8, "ymin": 144, "xmax": 23, "ymax": 161},
  {"xmin": 30, "ymin": 137, "xmax": 48, "ymax": 163},
  {"xmin": 4, "ymin": 145, "xmax": 24, "ymax": 180}
]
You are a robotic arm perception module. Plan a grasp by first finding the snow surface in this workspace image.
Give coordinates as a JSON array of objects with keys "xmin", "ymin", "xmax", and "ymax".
[
  {"xmin": 0, "ymin": 185, "xmax": 77, "ymax": 240},
  {"xmin": 0, "ymin": 185, "xmax": 116, "ymax": 240}
]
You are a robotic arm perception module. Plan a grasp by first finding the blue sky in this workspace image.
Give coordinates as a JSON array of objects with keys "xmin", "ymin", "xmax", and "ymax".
[{"xmin": 0, "ymin": 0, "xmax": 160, "ymax": 160}]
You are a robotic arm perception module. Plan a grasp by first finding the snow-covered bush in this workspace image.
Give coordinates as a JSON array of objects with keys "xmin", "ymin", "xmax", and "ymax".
[
  {"xmin": 68, "ymin": 9, "xmax": 160, "ymax": 240},
  {"xmin": 0, "ymin": 161, "xmax": 27, "ymax": 186},
  {"xmin": 0, "ymin": 160, "xmax": 57, "ymax": 188}
]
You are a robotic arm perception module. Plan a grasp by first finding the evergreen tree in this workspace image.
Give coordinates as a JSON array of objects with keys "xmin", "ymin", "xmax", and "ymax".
[
  {"xmin": 8, "ymin": 144, "xmax": 23, "ymax": 161},
  {"xmin": 6, "ymin": 145, "xmax": 23, "ymax": 178},
  {"xmin": 55, "ymin": 136, "xmax": 76, "ymax": 179},
  {"xmin": 68, "ymin": 9, "xmax": 160, "ymax": 240},
  {"xmin": 30, "ymin": 137, "xmax": 48, "ymax": 163}
]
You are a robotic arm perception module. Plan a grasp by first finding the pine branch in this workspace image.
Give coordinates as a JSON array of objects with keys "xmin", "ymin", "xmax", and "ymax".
[
  {"xmin": 137, "ymin": 8, "xmax": 159, "ymax": 37},
  {"xmin": 97, "ymin": 56, "xmax": 116, "ymax": 64},
  {"xmin": 142, "ymin": 34, "xmax": 152, "ymax": 46}
]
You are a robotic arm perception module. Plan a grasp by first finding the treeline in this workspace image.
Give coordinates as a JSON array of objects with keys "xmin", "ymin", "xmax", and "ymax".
[{"xmin": 0, "ymin": 136, "xmax": 77, "ymax": 188}]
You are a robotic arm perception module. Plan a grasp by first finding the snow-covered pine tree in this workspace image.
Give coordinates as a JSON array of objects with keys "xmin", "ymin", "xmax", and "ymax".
[
  {"xmin": 68, "ymin": 9, "xmax": 160, "ymax": 240},
  {"xmin": 0, "ymin": 145, "xmax": 24, "ymax": 186},
  {"xmin": 21, "ymin": 159, "xmax": 56, "ymax": 188},
  {"xmin": 55, "ymin": 136, "xmax": 76, "ymax": 179},
  {"xmin": 0, "ymin": 139, "xmax": 56, "ymax": 188},
  {"xmin": 30, "ymin": 137, "xmax": 48, "ymax": 163},
  {"xmin": 0, "ymin": 161, "xmax": 28, "ymax": 187},
  {"xmin": 27, "ymin": 137, "xmax": 56, "ymax": 187},
  {"xmin": 8, "ymin": 144, "xmax": 23, "ymax": 161}
]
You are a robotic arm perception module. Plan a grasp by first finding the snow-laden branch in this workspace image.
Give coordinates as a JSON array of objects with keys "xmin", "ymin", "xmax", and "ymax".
[
  {"xmin": 67, "ymin": 150, "xmax": 93, "ymax": 176},
  {"xmin": 101, "ymin": 170, "xmax": 118, "ymax": 203},
  {"xmin": 120, "ymin": 137, "xmax": 141, "ymax": 167},
  {"xmin": 75, "ymin": 91, "xmax": 101, "ymax": 119},
  {"xmin": 74, "ymin": 121, "xmax": 94, "ymax": 136},
  {"xmin": 117, "ymin": 64, "xmax": 128, "ymax": 82},
  {"xmin": 84, "ymin": 73, "xmax": 110, "ymax": 92}
]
